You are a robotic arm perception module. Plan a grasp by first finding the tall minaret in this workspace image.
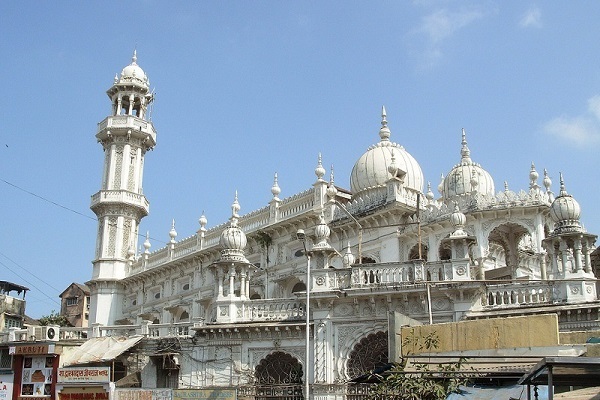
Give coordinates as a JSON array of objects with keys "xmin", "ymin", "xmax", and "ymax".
[{"xmin": 88, "ymin": 51, "xmax": 156, "ymax": 326}]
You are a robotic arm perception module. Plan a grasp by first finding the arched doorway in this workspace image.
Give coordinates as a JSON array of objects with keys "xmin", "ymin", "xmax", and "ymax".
[
  {"xmin": 346, "ymin": 331, "xmax": 389, "ymax": 380},
  {"xmin": 254, "ymin": 351, "xmax": 303, "ymax": 400}
]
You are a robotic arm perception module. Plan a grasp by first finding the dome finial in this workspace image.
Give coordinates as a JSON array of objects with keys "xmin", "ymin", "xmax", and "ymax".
[
  {"xmin": 460, "ymin": 128, "xmax": 471, "ymax": 163},
  {"xmin": 315, "ymin": 153, "xmax": 326, "ymax": 181},
  {"xmin": 543, "ymin": 169, "xmax": 552, "ymax": 191},
  {"xmin": 558, "ymin": 172, "xmax": 568, "ymax": 197},
  {"xmin": 530, "ymin": 162, "xmax": 539, "ymax": 190},
  {"xmin": 169, "ymin": 220, "xmax": 177, "ymax": 243},
  {"xmin": 143, "ymin": 231, "xmax": 151, "ymax": 254},
  {"xmin": 199, "ymin": 211, "xmax": 208, "ymax": 230},
  {"xmin": 426, "ymin": 182, "xmax": 434, "ymax": 201},
  {"xmin": 231, "ymin": 191, "xmax": 241, "ymax": 220},
  {"xmin": 132, "ymin": 49, "xmax": 138, "ymax": 65},
  {"xmin": 379, "ymin": 105, "xmax": 391, "ymax": 141},
  {"xmin": 271, "ymin": 172, "xmax": 281, "ymax": 200}
]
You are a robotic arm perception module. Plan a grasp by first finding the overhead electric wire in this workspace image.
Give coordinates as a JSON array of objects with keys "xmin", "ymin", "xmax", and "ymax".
[
  {"xmin": 0, "ymin": 176, "xmax": 169, "ymax": 245},
  {"xmin": 0, "ymin": 252, "xmax": 60, "ymax": 306}
]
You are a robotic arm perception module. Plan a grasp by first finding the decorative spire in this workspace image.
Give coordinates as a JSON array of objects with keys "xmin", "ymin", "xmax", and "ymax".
[
  {"xmin": 143, "ymin": 231, "xmax": 151, "ymax": 254},
  {"xmin": 327, "ymin": 165, "xmax": 338, "ymax": 198},
  {"xmin": 379, "ymin": 105, "xmax": 391, "ymax": 141},
  {"xmin": 169, "ymin": 220, "xmax": 177, "ymax": 243},
  {"xmin": 543, "ymin": 169, "xmax": 552, "ymax": 189},
  {"xmin": 460, "ymin": 128, "xmax": 471, "ymax": 164},
  {"xmin": 342, "ymin": 242, "xmax": 356, "ymax": 267},
  {"xmin": 231, "ymin": 191, "xmax": 241, "ymax": 221},
  {"xmin": 504, "ymin": 181, "xmax": 509, "ymax": 193},
  {"xmin": 315, "ymin": 153, "xmax": 326, "ymax": 181},
  {"xmin": 271, "ymin": 173, "xmax": 281, "ymax": 200},
  {"xmin": 426, "ymin": 182, "xmax": 434, "ymax": 201},
  {"xmin": 313, "ymin": 213, "xmax": 333, "ymax": 251},
  {"xmin": 198, "ymin": 211, "xmax": 207, "ymax": 231},
  {"xmin": 529, "ymin": 162, "xmax": 539, "ymax": 190},
  {"xmin": 558, "ymin": 172, "xmax": 568, "ymax": 197},
  {"xmin": 132, "ymin": 49, "xmax": 138, "ymax": 65},
  {"xmin": 450, "ymin": 202, "xmax": 467, "ymax": 238}
]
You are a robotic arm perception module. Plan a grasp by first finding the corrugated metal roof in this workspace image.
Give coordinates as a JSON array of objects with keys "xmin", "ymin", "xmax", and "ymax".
[{"xmin": 61, "ymin": 335, "xmax": 144, "ymax": 366}]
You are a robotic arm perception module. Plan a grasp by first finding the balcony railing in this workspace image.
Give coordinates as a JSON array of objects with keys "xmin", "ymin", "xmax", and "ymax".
[{"xmin": 482, "ymin": 281, "xmax": 553, "ymax": 308}]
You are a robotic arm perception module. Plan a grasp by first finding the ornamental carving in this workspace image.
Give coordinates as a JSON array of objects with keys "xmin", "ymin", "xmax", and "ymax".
[{"xmin": 333, "ymin": 303, "xmax": 353, "ymax": 317}]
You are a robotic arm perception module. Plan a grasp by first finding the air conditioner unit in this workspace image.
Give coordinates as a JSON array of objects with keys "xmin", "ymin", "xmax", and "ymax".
[{"xmin": 27, "ymin": 326, "xmax": 60, "ymax": 342}]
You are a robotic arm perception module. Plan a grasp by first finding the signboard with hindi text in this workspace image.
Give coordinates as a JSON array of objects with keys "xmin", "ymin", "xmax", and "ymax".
[{"xmin": 57, "ymin": 368, "xmax": 110, "ymax": 383}]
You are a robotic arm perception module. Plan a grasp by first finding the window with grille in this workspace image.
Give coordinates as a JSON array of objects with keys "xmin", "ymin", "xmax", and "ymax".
[
  {"xmin": 0, "ymin": 348, "xmax": 12, "ymax": 369},
  {"xmin": 66, "ymin": 297, "xmax": 78, "ymax": 306},
  {"xmin": 4, "ymin": 316, "xmax": 21, "ymax": 329},
  {"xmin": 346, "ymin": 331, "xmax": 389, "ymax": 379}
]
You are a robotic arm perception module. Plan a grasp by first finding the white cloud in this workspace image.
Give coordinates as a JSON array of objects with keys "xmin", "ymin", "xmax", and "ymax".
[
  {"xmin": 519, "ymin": 7, "xmax": 542, "ymax": 28},
  {"xmin": 543, "ymin": 96, "xmax": 600, "ymax": 147},
  {"xmin": 409, "ymin": 6, "xmax": 488, "ymax": 69},
  {"xmin": 587, "ymin": 95, "xmax": 600, "ymax": 120},
  {"xmin": 419, "ymin": 8, "xmax": 485, "ymax": 43}
]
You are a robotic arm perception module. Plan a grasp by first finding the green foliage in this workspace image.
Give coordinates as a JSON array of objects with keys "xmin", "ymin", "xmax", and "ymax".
[
  {"xmin": 368, "ymin": 331, "xmax": 469, "ymax": 400},
  {"xmin": 38, "ymin": 310, "xmax": 71, "ymax": 327},
  {"xmin": 254, "ymin": 230, "xmax": 272, "ymax": 264}
]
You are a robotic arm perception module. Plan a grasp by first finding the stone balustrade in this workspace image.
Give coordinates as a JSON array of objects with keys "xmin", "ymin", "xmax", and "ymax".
[
  {"xmin": 90, "ymin": 190, "xmax": 149, "ymax": 210},
  {"xmin": 482, "ymin": 281, "xmax": 554, "ymax": 307},
  {"xmin": 240, "ymin": 299, "xmax": 306, "ymax": 322},
  {"xmin": 97, "ymin": 115, "xmax": 157, "ymax": 141}
]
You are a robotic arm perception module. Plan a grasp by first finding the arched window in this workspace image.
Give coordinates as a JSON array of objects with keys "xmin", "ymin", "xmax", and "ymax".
[
  {"xmin": 255, "ymin": 351, "xmax": 303, "ymax": 385},
  {"xmin": 292, "ymin": 282, "xmax": 306, "ymax": 293},
  {"xmin": 347, "ymin": 331, "xmax": 389, "ymax": 379},
  {"xmin": 179, "ymin": 311, "xmax": 189, "ymax": 322}
]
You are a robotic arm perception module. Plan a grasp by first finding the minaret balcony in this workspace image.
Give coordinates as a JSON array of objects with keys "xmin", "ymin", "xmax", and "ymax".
[
  {"xmin": 96, "ymin": 115, "xmax": 157, "ymax": 146},
  {"xmin": 90, "ymin": 190, "xmax": 150, "ymax": 216}
]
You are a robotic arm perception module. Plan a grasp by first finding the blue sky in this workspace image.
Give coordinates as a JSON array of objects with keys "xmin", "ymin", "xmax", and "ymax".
[{"xmin": 1, "ymin": 1, "xmax": 599, "ymax": 318}]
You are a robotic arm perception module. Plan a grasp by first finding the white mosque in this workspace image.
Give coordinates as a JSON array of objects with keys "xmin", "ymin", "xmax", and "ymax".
[{"xmin": 82, "ymin": 52, "xmax": 599, "ymax": 398}]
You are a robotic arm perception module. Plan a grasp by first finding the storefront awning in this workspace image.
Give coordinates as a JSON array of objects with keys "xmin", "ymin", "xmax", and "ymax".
[{"xmin": 61, "ymin": 335, "xmax": 144, "ymax": 366}]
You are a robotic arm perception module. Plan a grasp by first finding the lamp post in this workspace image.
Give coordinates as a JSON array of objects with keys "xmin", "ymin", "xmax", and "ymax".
[{"xmin": 296, "ymin": 229, "xmax": 311, "ymax": 400}]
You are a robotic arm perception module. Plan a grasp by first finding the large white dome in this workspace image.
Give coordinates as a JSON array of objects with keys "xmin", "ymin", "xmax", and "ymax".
[
  {"xmin": 441, "ymin": 129, "xmax": 494, "ymax": 199},
  {"xmin": 350, "ymin": 108, "xmax": 424, "ymax": 194}
]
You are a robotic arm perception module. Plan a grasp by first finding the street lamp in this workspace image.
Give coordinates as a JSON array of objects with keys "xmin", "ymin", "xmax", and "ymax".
[{"xmin": 296, "ymin": 229, "xmax": 311, "ymax": 400}]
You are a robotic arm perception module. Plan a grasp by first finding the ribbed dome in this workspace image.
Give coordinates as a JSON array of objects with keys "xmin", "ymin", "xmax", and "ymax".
[
  {"xmin": 219, "ymin": 193, "xmax": 249, "ymax": 263},
  {"xmin": 219, "ymin": 224, "xmax": 247, "ymax": 251},
  {"xmin": 350, "ymin": 107, "xmax": 424, "ymax": 194},
  {"xmin": 550, "ymin": 174, "xmax": 582, "ymax": 234},
  {"xmin": 442, "ymin": 129, "xmax": 494, "ymax": 199},
  {"xmin": 118, "ymin": 50, "xmax": 149, "ymax": 89}
]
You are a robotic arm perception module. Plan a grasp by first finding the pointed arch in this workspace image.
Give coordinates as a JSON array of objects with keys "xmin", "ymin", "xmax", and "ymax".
[
  {"xmin": 346, "ymin": 331, "xmax": 389, "ymax": 379},
  {"xmin": 254, "ymin": 351, "xmax": 303, "ymax": 385}
]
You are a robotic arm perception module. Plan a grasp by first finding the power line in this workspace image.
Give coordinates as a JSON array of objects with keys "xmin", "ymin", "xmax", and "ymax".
[
  {"xmin": 0, "ymin": 178, "xmax": 96, "ymax": 221},
  {"xmin": 0, "ymin": 257, "xmax": 61, "ymax": 308},
  {"xmin": 0, "ymin": 177, "xmax": 169, "ymax": 245}
]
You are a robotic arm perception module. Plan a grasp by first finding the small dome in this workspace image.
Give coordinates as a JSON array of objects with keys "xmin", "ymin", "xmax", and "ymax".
[
  {"xmin": 350, "ymin": 107, "xmax": 424, "ymax": 194},
  {"xmin": 219, "ymin": 193, "xmax": 250, "ymax": 263},
  {"xmin": 549, "ymin": 174, "xmax": 582, "ymax": 234},
  {"xmin": 442, "ymin": 129, "xmax": 494, "ymax": 199},
  {"xmin": 219, "ymin": 223, "xmax": 247, "ymax": 251},
  {"xmin": 118, "ymin": 50, "xmax": 149, "ymax": 89}
]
